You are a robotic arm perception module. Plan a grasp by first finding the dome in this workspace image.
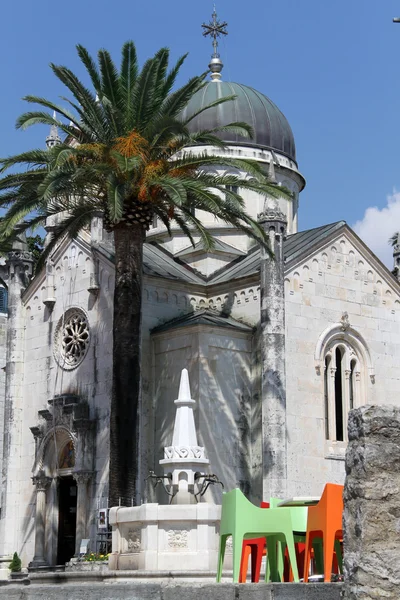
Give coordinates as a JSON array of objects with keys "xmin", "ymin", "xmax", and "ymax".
[{"xmin": 181, "ymin": 81, "xmax": 296, "ymax": 162}]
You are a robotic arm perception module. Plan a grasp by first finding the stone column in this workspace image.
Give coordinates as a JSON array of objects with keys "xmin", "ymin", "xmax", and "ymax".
[
  {"xmin": 328, "ymin": 366, "xmax": 337, "ymax": 440},
  {"xmin": 343, "ymin": 369, "xmax": 351, "ymax": 442},
  {"xmin": 30, "ymin": 471, "xmax": 51, "ymax": 567},
  {"xmin": 73, "ymin": 471, "xmax": 92, "ymax": 556},
  {"xmin": 0, "ymin": 236, "xmax": 33, "ymax": 566},
  {"xmin": 343, "ymin": 405, "xmax": 400, "ymax": 599},
  {"xmin": 258, "ymin": 204, "xmax": 288, "ymax": 500}
]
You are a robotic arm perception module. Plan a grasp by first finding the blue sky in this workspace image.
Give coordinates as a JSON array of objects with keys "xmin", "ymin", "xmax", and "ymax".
[{"xmin": 1, "ymin": 0, "xmax": 400, "ymax": 265}]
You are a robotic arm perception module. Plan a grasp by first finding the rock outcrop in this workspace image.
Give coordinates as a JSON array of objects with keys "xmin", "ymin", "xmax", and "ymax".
[{"xmin": 343, "ymin": 405, "xmax": 400, "ymax": 599}]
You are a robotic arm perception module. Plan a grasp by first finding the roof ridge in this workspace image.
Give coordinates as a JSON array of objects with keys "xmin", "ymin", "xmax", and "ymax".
[
  {"xmin": 290, "ymin": 221, "xmax": 346, "ymax": 238},
  {"xmin": 151, "ymin": 307, "xmax": 254, "ymax": 335}
]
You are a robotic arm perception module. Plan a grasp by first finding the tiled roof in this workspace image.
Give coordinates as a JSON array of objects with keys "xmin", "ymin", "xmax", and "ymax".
[
  {"xmin": 176, "ymin": 238, "xmax": 245, "ymax": 258},
  {"xmin": 210, "ymin": 221, "xmax": 346, "ymax": 284},
  {"xmin": 284, "ymin": 221, "xmax": 346, "ymax": 267},
  {"xmin": 98, "ymin": 222, "xmax": 347, "ymax": 286},
  {"xmin": 143, "ymin": 244, "xmax": 205, "ymax": 284}
]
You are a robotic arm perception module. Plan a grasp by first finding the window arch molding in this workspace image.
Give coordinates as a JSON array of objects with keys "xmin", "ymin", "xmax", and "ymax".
[
  {"xmin": 315, "ymin": 313, "xmax": 374, "ymax": 444},
  {"xmin": 34, "ymin": 426, "xmax": 77, "ymax": 477},
  {"xmin": 314, "ymin": 314, "xmax": 374, "ymax": 383}
]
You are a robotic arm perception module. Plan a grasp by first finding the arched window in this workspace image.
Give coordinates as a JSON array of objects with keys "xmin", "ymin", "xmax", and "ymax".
[
  {"xmin": 316, "ymin": 314, "xmax": 373, "ymax": 444},
  {"xmin": 323, "ymin": 341, "xmax": 363, "ymax": 442}
]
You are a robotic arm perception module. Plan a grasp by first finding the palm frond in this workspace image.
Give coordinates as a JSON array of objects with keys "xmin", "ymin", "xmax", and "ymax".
[
  {"xmin": 131, "ymin": 55, "xmax": 160, "ymax": 131},
  {"xmin": 106, "ymin": 175, "xmax": 125, "ymax": 221},
  {"xmin": 98, "ymin": 49, "xmax": 122, "ymax": 133},
  {"xmin": 119, "ymin": 41, "xmax": 139, "ymax": 129},
  {"xmin": 76, "ymin": 44, "xmax": 102, "ymax": 96},
  {"xmin": 152, "ymin": 47, "xmax": 170, "ymax": 99},
  {"xmin": 21, "ymin": 96, "xmax": 81, "ymax": 130},
  {"xmin": 0, "ymin": 150, "xmax": 49, "ymax": 173},
  {"xmin": 162, "ymin": 53, "xmax": 188, "ymax": 97},
  {"xmin": 160, "ymin": 74, "xmax": 207, "ymax": 119},
  {"xmin": 16, "ymin": 111, "xmax": 82, "ymax": 142},
  {"xmin": 0, "ymin": 169, "xmax": 48, "ymax": 192},
  {"xmin": 50, "ymin": 63, "xmax": 109, "ymax": 140}
]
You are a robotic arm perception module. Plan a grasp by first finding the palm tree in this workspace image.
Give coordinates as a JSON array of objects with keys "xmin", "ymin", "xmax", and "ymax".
[{"xmin": 0, "ymin": 42, "xmax": 290, "ymax": 506}]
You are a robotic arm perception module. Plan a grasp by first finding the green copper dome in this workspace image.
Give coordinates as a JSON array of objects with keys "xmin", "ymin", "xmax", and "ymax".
[{"xmin": 181, "ymin": 81, "xmax": 296, "ymax": 162}]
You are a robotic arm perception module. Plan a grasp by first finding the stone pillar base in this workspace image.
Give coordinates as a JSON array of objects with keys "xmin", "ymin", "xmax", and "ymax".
[
  {"xmin": 0, "ymin": 556, "xmax": 11, "ymax": 580},
  {"xmin": 29, "ymin": 558, "xmax": 49, "ymax": 569}
]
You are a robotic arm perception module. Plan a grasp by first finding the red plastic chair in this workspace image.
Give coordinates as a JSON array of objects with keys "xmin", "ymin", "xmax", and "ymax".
[
  {"xmin": 303, "ymin": 483, "xmax": 344, "ymax": 583},
  {"xmin": 239, "ymin": 501, "xmax": 269, "ymax": 582}
]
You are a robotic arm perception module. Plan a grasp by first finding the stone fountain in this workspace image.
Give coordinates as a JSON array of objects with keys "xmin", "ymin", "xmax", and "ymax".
[{"xmin": 109, "ymin": 369, "xmax": 223, "ymax": 572}]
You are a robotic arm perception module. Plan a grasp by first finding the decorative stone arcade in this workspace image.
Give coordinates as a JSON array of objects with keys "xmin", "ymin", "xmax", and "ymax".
[{"xmin": 29, "ymin": 395, "xmax": 95, "ymax": 567}]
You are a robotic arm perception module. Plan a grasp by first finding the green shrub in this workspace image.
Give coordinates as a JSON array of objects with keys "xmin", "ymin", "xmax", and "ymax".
[
  {"xmin": 82, "ymin": 552, "xmax": 109, "ymax": 562},
  {"xmin": 9, "ymin": 552, "xmax": 21, "ymax": 572}
]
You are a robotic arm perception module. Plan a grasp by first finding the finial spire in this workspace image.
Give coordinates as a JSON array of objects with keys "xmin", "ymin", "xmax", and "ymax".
[
  {"xmin": 202, "ymin": 6, "xmax": 228, "ymax": 81},
  {"xmin": 46, "ymin": 111, "xmax": 61, "ymax": 149},
  {"xmin": 159, "ymin": 368, "xmax": 210, "ymax": 504},
  {"xmin": 268, "ymin": 156, "xmax": 277, "ymax": 184}
]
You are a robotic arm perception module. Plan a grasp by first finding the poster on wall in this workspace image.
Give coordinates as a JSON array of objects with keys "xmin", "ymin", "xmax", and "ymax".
[{"xmin": 98, "ymin": 508, "xmax": 108, "ymax": 529}]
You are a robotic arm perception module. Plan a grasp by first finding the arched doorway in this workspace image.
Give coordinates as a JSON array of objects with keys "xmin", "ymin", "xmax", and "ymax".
[
  {"xmin": 57, "ymin": 440, "xmax": 77, "ymax": 565},
  {"xmin": 32, "ymin": 428, "xmax": 78, "ymax": 566},
  {"xmin": 30, "ymin": 399, "xmax": 95, "ymax": 568},
  {"xmin": 57, "ymin": 476, "xmax": 77, "ymax": 564}
]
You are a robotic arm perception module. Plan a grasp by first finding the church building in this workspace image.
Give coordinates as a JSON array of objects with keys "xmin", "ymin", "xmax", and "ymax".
[{"xmin": 1, "ymin": 12, "xmax": 400, "ymax": 571}]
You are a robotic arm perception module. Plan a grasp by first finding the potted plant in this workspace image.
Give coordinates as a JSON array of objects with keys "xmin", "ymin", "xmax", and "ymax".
[{"xmin": 9, "ymin": 552, "xmax": 24, "ymax": 579}]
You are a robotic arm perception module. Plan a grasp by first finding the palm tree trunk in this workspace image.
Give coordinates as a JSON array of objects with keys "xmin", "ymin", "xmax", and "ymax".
[{"xmin": 109, "ymin": 224, "xmax": 145, "ymax": 507}]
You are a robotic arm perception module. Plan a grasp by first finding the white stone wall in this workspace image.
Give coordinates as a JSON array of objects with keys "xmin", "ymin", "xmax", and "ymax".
[
  {"xmin": 150, "ymin": 326, "xmax": 253, "ymax": 503},
  {"xmin": 284, "ymin": 231, "xmax": 400, "ymax": 497},
  {"xmin": 3, "ymin": 221, "xmax": 400, "ymax": 566},
  {"xmin": 1, "ymin": 239, "xmax": 115, "ymax": 565}
]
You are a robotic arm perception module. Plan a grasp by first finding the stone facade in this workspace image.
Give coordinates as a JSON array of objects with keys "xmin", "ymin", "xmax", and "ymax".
[
  {"xmin": 0, "ymin": 210, "xmax": 399, "ymax": 570},
  {"xmin": 284, "ymin": 228, "xmax": 400, "ymax": 498},
  {"xmin": 0, "ymin": 82, "xmax": 400, "ymax": 573}
]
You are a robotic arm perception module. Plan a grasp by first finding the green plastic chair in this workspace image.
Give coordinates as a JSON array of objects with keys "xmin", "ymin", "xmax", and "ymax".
[
  {"xmin": 217, "ymin": 489, "xmax": 300, "ymax": 583},
  {"xmin": 265, "ymin": 498, "xmax": 308, "ymax": 582}
]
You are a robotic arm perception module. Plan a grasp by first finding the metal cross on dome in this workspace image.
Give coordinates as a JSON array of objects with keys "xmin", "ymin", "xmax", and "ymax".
[{"xmin": 202, "ymin": 6, "xmax": 228, "ymax": 58}]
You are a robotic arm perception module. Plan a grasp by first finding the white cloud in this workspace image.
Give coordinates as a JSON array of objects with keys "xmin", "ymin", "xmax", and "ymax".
[{"xmin": 352, "ymin": 191, "xmax": 400, "ymax": 269}]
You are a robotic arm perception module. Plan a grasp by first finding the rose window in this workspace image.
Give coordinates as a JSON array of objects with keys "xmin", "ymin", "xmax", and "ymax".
[{"xmin": 55, "ymin": 308, "xmax": 90, "ymax": 370}]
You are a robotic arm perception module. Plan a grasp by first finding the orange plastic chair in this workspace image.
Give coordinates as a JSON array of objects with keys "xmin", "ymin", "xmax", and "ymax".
[{"xmin": 303, "ymin": 483, "xmax": 344, "ymax": 583}]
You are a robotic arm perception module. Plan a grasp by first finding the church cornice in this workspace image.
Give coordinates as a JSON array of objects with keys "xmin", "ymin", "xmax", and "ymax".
[
  {"xmin": 21, "ymin": 233, "xmax": 92, "ymax": 304},
  {"xmin": 285, "ymin": 223, "xmax": 400, "ymax": 298}
]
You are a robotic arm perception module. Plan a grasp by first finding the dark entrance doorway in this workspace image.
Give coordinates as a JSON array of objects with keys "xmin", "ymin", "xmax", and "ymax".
[{"xmin": 57, "ymin": 476, "xmax": 77, "ymax": 565}]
